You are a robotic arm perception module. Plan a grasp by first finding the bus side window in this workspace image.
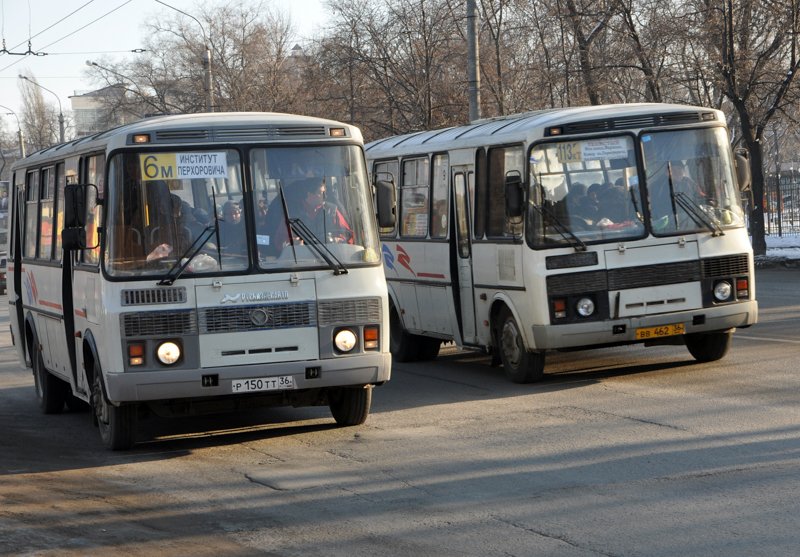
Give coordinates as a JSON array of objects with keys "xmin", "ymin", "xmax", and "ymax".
[
  {"xmin": 23, "ymin": 170, "xmax": 39, "ymax": 259},
  {"xmin": 81, "ymin": 154, "xmax": 105, "ymax": 265},
  {"xmin": 430, "ymin": 154, "xmax": 448, "ymax": 239},
  {"xmin": 374, "ymin": 160, "xmax": 398, "ymax": 237},
  {"xmin": 486, "ymin": 146, "xmax": 523, "ymax": 238},
  {"xmin": 400, "ymin": 157, "xmax": 429, "ymax": 238}
]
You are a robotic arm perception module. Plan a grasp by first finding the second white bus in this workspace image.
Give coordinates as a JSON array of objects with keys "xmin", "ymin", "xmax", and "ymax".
[{"xmin": 367, "ymin": 103, "xmax": 757, "ymax": 382}]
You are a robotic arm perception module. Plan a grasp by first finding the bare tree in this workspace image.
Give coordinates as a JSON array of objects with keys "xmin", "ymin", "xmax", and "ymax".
[{"xmin": 696, "ymin": 0, "xmax": 800, "ymax": 254}]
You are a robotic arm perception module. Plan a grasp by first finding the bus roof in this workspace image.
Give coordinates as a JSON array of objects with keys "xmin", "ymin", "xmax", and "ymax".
[
  {"xmin": 14, "ymin": 112, "xmax": 364, "ymax": 169},
  {"xmin": 365, "ymin": 103, "xmax": 724, "ymax": 158}
]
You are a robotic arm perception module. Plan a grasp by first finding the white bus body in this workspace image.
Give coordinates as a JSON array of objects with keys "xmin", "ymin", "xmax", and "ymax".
[
  {"xmin": 366, "ymin": 103, "xmax": 757, "ymax": 382},
  {"xmin": 8, "ymin": 112, "xmax": 390, "ymax": 449}
]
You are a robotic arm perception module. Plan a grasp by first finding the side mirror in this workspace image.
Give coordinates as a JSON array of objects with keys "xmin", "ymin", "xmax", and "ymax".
[
  {"xmin": 62, "ymin": 227, "xmax": 86, "ymax": 251},
  {"xmin": 504, "ymin": 172, "xmax": 524, "ymax": 219},
  {"xmin": 64, "ymin": 183, "xmax": 87, "ymax": 228},
  {"xmin": 735, "ymin": 148, "xmax": 752, "ymax": 192},
  {"xmin": 375, "ymin": 179, "xmax": 396, "ymax": 229}
]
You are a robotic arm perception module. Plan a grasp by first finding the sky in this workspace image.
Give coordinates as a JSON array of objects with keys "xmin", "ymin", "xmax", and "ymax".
[{"xmin": 0, "ymin": 0, "xmax": 327, "ymax": 128}]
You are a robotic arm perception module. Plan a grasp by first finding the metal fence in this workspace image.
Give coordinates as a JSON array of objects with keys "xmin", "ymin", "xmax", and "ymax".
[{"xmin": 764, "ymin": 174, "xmax": 800, "ymax": 237}]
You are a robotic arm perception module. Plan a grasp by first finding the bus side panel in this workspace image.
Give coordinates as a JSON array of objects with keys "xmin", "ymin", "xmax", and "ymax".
[
  {"xmin": 71, "ymin": 269, "xmax": 103, "ymax": 394},
  {"xmin": 32, "ymin": 265, "xmax": 73, "ymax": 382}
]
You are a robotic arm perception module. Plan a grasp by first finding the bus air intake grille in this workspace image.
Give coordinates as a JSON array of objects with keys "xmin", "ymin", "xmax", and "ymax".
[
  {"xmin": 214, "ymin": 126, "xmax": 327, "ymax": 140},
  {"xmin": 122, "ymin": 287, "xmax": 187, "ymax": 306},
  {"xmin": 154, "ymin": 129, "xmax": 211, "ymax": 142},
  {"xmin": 318, "ymin": 298, "xmax": 382, "ymax": 326},
  {"xmin": 121, "ymin": 310, "xmax": 197, "ymax": 337},
  {"xmin": 701, "ymin": 254, "xmax": 749, "ymax": 277},
  {"xmin": 608, "ymin": 261, "xmax": 701, "ymax": 290},
  {"xmin": 199, "ymin": 302, "xmax": 317, "ymax": 333},
  {"xmin": 561, "ymin": 112, "xmax": 704, "ymax": 135}
]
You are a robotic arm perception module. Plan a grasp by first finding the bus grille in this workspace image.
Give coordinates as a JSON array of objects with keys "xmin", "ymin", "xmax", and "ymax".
[
  {"xmin": 214, "ymin": 126, "xmax": 327, "ymax": 139},
  {"xmin": 121, "ymin": 310, "xmax": 197, "ymax": 337},
  {"xmin": 608, "ymin": 261, "xmax": 701, "ymax": 290},
  {"xmin": 701, "ymin": 254, "xmax": 749, "ymax": 277},
  {"xmin": 199, "ymin": 302, "xmax": 316, "ymax": 333},
  {"xmin": 318, "ymin": 298, "xmax": 382, "ymax": 326},
  {"xmin": 121, "ymin": 287, "xmax": 187, "ymax": 306}
]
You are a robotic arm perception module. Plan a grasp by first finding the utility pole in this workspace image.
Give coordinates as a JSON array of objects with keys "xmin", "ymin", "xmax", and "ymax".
[{"xmin": 466, "ymin": 0, "xmax": 481, "ymax": 122}]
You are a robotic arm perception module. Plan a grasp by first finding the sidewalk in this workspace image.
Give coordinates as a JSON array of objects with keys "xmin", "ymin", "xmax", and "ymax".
[{"xmin": 757, "ymin": 235, "xmax": 800, "ymax": 268}]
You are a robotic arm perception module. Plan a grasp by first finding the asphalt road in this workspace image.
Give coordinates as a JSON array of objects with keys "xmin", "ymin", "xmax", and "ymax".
[{"xmin": 2, "ymin": 268, "xmax": 799, "ymax": 556}]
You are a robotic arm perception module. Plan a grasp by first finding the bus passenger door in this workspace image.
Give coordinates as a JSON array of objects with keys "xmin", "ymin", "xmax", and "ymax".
[{"xmin": 452, "ymin": 169, "xmax": 477, "ymax": 344}]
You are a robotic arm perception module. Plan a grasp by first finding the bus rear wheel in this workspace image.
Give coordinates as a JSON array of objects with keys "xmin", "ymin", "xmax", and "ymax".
[
  {"xmin": 329, "ymin": 385, "xmax": 372, "ymax": 426},
  {"xmin": 495, "ymin": 308, "xmax": 545, "ymax": 383},
  {"xmin": 91, "ymin": 367, "xmax": 137, "ymax": 450},
  {"xmin": 32, "ymin": 344, "xmax": 68, "ymax": 414},
  {"xmin": 684, "ymin": 330, "xmax": 732, "ymax": 362}
]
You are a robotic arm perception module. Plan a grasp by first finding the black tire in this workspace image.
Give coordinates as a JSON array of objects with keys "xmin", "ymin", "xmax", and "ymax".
[
  {"xmin": 684, "ymin": 330, "xmax": 732, "ymax": 362},
  {"xmin": 329, "ymin": 385, "xmax": 372, "ymax": 426},
  {"xmin": 91, "ymin": 366, "xmax": 137, "ymax": 450},
  {"xmin": 389, "ymin": 304, "xmax": 441, "ymax": 362},
  {"xmin": 415, "ymin": 336, "xmax": 441, "ymax": 361},
  {"xmin": 65, "ymin": 392, "xmax": 91, "ymax": 413},
  {"xmin": 32, "ymin": 343, "xmax": 67, "ymax": 414},
  {"xmin": 495, "ymin": 307, "xmax": 545, "ymax": 383}
]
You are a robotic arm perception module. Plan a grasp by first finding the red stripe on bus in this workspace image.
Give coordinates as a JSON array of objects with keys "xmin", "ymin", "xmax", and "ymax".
[
  {"xmin": 74, "ymin": 309, "xmax": 87, "ymax": 318},
  {"xmin": 417, "ymin": 272, "xmax": 446, "ymax": 279},
  {"xmin": 39, "ymin": 300, "xmax": 63, "ymax": 311}
]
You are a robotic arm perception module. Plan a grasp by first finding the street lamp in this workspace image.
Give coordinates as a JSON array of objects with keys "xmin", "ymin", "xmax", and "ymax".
[
  {"xmin": 154, "ymin": 0, "xmax": 214, "ymax": 112},
  {"xmin": 0, "ymin": 104, "xmax": 26, "ymax": 158},
  {"xmin": 18, "ymin": 75, "xmax": 65, "ymax": 144}
]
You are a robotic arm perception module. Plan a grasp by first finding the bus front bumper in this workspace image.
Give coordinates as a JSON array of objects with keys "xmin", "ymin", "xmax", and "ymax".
[
  {"xmin": 103, "ymin": 352, "xmax": 391, "ymax": 403},
  {"xmin": 531, "ymin": 300, "xmax": 758, "ymax": 351}
]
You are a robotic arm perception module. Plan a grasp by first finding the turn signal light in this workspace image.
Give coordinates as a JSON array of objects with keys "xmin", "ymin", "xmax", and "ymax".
[
  {"xmin": 363, "ymin": 325, "xmax": 379, "ymax": 350},
  {"xmin": 553, "ymin": 298, "xmax": 567, "ymax": 319},
  {"xmin": 128, "ymin": 343, "xmax": 145, "ymax": 366},
  {"xmin": 736, "ymin": 277, "xmax": 749, "ymax": 298}
]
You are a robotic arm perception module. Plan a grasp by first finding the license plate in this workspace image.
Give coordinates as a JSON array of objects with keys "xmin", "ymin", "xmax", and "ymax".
[
  {"xmin": 231, "ymin": 376, "xmax": 294, "ymax": 393},
  {"xmin": 635, "ymin": 323, "xmax": 685, "ymax": 340}
]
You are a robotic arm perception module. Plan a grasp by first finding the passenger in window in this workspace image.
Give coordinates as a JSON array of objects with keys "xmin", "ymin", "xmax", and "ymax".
[
  {"xmin": 147, "ymin": 194, "xmax": 192, "ymax": 261},
  {"xmin": 218, "ymin": 200, "xmax": 247, "ymax": 255},
  {"xmin": 284, "ymin": 177, "xmax": 353, "ymax": 245}
]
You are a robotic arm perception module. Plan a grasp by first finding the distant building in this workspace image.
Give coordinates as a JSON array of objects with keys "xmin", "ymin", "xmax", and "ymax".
[{"xmin": 69, "ymin": 85, "xmax": 132, "ymax": 138}]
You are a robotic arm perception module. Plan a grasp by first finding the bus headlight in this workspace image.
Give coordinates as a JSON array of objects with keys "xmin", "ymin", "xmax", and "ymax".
[
  {"xmin": 156, "ymin": 341, "xmax": 181, "ymax": 365},
  {"xmin": 713, "ymin": 280, "xmax": 733, "ymax": 302},
  {"xmin": 576, "ymin": 297, "xmax": 596, "ymax": 317},
  {"xmin": 334, "ymin": 329, "xmax": 357, "ymax": 353}
]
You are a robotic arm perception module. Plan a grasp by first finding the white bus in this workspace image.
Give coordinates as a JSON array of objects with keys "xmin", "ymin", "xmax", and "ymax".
[
  {"xmin": 8, "ymin": 112, "xmax": 392, "ymax": 449},
  {"xmin": 366, "ymin": 103, "xmax": 757, "ymax": 382}
]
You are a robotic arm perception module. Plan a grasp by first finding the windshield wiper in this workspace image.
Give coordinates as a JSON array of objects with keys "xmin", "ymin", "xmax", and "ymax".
[
  {"xmin": 288, "ymin": 217, "xmax": 348, "ymax": 275},
  {"xmin": 157, "ymin": 224, "xmax": 219, "ymax": 286},
  {"xmin": 673, "ymin": 191, "xmax": 724, "ymax": 237},
  {"xmin": 531, "ymin": 202, "xmax": 587, "ymax": 252}
]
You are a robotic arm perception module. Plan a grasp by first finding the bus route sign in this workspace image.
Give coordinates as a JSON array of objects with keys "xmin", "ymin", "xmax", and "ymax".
[{"xmin": 140, "ymin": 152, "xmax": 228, "ymax": 181}]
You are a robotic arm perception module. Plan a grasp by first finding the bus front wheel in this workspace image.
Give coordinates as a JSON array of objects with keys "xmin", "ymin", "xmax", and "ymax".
[
  {"xmin": 329, "ymin": 385, "xmax": 372, "ymax": 426},
  {"xmin": 33, "ymin": 344, "xmax": 68, "ymax": 414},
  {"xmin": 495, "ymin": 308, "xmax": 545, "ymax": 383},
  {"xmin": 91, "ymin": 367, "xmax": 137, "ymax": 450},
  {"xmin": 390, "ymin": 305, "xmax": 440, "ymax": 362},
  {"xmin": 684, "ymin": 330, "xmax": 732, "ymax": 362}
]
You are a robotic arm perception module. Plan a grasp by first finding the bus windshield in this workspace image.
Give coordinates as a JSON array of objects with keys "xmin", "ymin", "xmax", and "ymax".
[
  {"xmin": 642, "ymin": 127, "xmax": 745, "ymax": 235},
  {"xmin": 104, "ymin": 145, "xmax": 380, "ymax": 278},
  {"xmin": 528, "ymin": 135, "xmax": 645, "ymax": 248}
]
